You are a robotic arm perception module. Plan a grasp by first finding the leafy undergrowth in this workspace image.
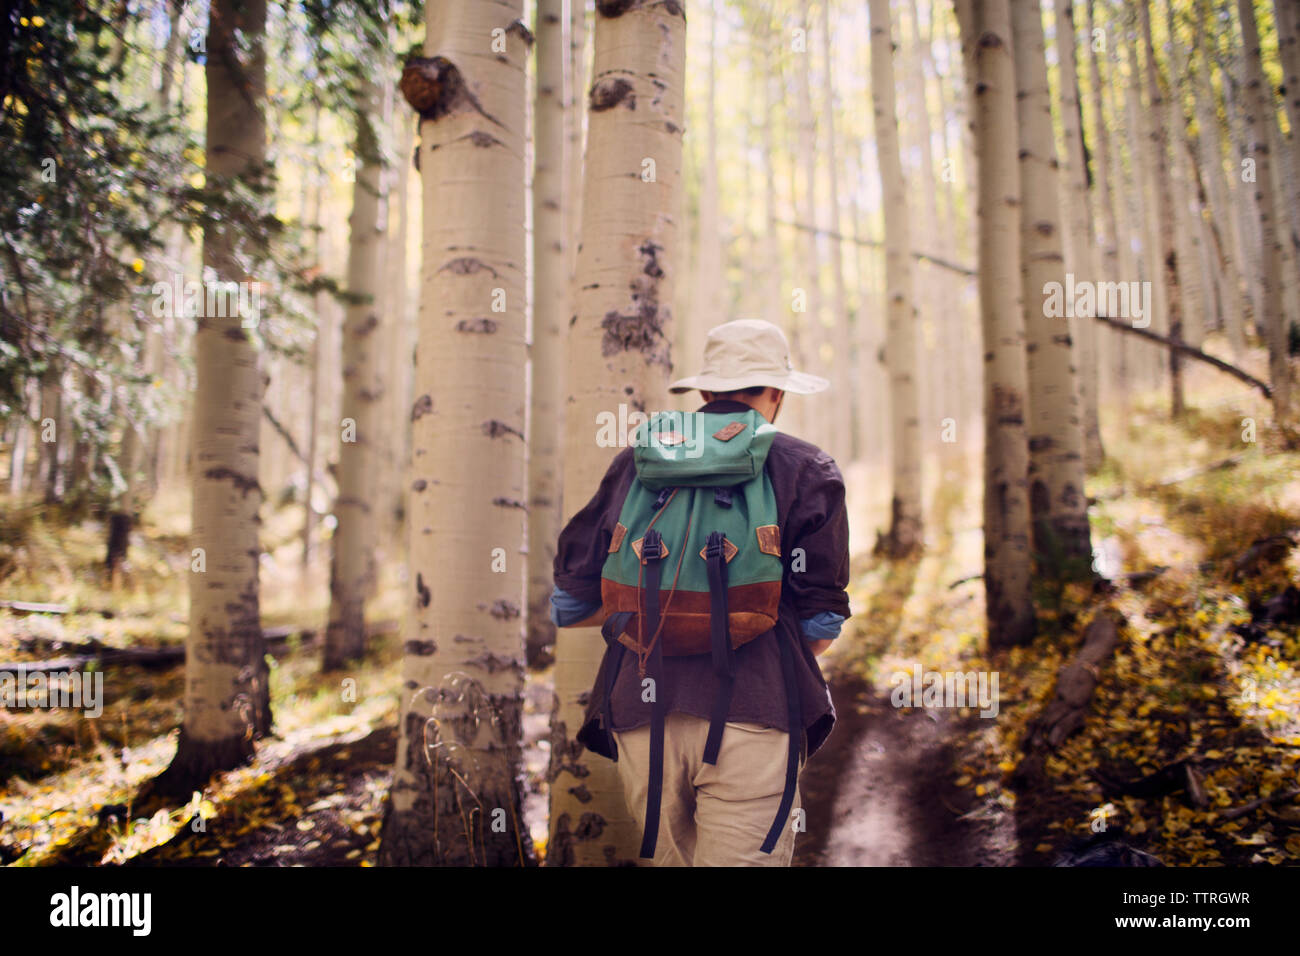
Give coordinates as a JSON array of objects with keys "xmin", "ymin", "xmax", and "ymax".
[
  {"xmin": 956, "ymin": 387, "xmax": 1300, "ymax": 868},
  {"xmin": 0, "ymin": 485, "xmax": 416, "ymax": 866}
]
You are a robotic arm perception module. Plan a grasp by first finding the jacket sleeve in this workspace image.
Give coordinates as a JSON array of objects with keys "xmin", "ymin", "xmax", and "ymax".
[
  {"xmin": 552, "ymin": 448, "xmax": 632, "ymax": 607},
  {"xmin": 783, "ymin": 451, "xmax": 852, "ymax": 623}
]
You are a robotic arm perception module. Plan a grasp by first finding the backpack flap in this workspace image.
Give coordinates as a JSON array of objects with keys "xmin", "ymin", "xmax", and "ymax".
[{"xmin": 631, "ymin": 410, "xmax": 777, "ymax": 489}]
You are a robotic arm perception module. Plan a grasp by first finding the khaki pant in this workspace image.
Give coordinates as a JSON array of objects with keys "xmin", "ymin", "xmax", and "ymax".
[{"xmin": 613, "ymin": 712, "xmax": 804, "ymax": 867}]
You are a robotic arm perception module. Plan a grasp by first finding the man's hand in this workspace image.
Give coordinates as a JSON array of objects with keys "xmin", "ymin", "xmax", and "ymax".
[{"xmin": 808, "ymin": 638, "xmax": 833, "ymax": 657}]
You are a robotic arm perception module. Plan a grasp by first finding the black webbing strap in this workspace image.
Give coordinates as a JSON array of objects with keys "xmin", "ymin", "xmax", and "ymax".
[
  {"xmin": 760, "ymin": 632, "xmax": 802, "ymax": 855},
  {"xmin": 702, "ymin": 531, "xmax": 734, "ymax": 766},
  {"xmin": 639, "ymin": 529, "xmax": 666, "ymax": 860},
  {"xmin": 600, "ymin": 612, "xmax": 633, "ymax": 761}
]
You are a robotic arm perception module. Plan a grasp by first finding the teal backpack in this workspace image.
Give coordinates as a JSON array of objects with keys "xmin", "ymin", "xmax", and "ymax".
[{"xmin": 597, "ymin": 408, "xmax": 801, "ymax": 858}]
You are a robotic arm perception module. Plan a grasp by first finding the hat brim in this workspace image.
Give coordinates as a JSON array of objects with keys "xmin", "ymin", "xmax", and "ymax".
[{"xmin": 667, "ymin": 369, "xmax": 830, "ymax": 395}]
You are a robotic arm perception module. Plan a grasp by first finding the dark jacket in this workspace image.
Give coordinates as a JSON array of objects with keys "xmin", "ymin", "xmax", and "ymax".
[{"xmin": 553, "ymin": 399, "xmax": 851, "ymax": 762}]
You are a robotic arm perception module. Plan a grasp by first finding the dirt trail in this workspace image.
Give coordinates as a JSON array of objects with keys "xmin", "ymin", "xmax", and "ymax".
[{"xmin": 794, "ymin": 673, "xmax": 1015, "ymax": 867}]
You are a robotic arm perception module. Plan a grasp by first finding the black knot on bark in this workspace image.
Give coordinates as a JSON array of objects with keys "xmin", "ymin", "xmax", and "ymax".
[
  {"xmin": 400, "ymin": 56, "xmax": 466, "ymax": 121},
  {"xmin": 590, "ymin": 77, "xmax": 635, "ymax": 112}
]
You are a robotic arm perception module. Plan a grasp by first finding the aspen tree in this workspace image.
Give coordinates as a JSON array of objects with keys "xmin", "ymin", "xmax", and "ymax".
[
  {"xmin": 1191, "ymin": 0, "xmax": 1249, "ymax": 355},
  {"xmin": 1238, "ymin": 0, "xmax": 1293, "ymax": 420},
  {"xmin": 1053, "ymin": 0, "xmax": 1104, "ymax": 467},
  {"xmin": 957, "ymin": 0, "xmax": 1036, "ymax": 648},
  {"xmin": 380, "ymin": 0, "xmax": 532, "ymax": 866},
  {"xmin": 1139, "ymin": 1, "xmax": 1188, "ymax": 415},
  {"xmin": 546, "ymin": 0, "xmax": 686, "ymax": 867},
  {"xmin": 1012, "ymin": 0, "xmax": 1091, "ymax": 573},
  {"xmin": 527, "ymin": 0, "xmax": 568, "ymax": 669},
  {"xmin": 325, "ymin": 76, "xmax": 388, "ymax": 671},
  {"xmin": 869, "ymin": 0, "xmax": 923, "ymax": 556},
  {"xmin": 152, "ymin": 0, "xmax": 271, "ymax": 795},
  {"xmin": 820, "ymin": 0, "xmax": 852, "ymax": 465}
]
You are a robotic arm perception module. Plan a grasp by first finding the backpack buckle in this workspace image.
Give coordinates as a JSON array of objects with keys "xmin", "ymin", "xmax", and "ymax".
[
  {"xmin": 704, "ymin": 530, "xmax": 726, "ymax": 560},
  {"xmin": 641, "ymin": 529, "xmax": 664, "ymax": 562},
  {"xmin": 713, "ymin": 487, "xmax": 732, "ymax": 508}
]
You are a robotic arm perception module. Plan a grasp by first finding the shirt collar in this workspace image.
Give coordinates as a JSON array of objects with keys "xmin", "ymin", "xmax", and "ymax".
[{"xmin": 699, "ymin": 399, "xmax": 767, "ymax": 421}]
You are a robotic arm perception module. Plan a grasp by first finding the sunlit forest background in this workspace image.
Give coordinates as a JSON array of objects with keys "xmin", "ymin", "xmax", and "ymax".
[{"xmin": 1, "ymin": 0, "xmax": 1299, "ymax": 867}]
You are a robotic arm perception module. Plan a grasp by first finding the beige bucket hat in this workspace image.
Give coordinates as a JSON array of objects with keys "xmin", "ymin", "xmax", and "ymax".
[{"xmin": 668, "ymin": 319, "xmax": 830, "ymax": 395}]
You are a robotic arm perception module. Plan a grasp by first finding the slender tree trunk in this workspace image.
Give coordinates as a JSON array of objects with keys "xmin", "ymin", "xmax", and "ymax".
[
  {"xmin": 1238, "ymin": 0, "xmax": 1293, "ymax": 421},
  {"xmin": 568, "ymin": 0, "xmax": 589, "ymax": 281},
  {"xmin": 1223, "ymin": 60, "xmax": 1264, "ymax": 329},
  {"xmin": 793, "ymin": 9, "xmax": 824, "ymax": 448},
  {"xmin": 1013, "ymin": 0, "xmax": 1091, "ymax": 574},
  {"xmin": 39, "ymin": 362, "xmax": 62, "ymax": 503},
  {"xmin": 151, "ymin": 0, "xmax": 270, "ymax": 798},
  {"xmin": 1276, "ymin": 0, "xmax": 1300, "ymax": 224},
  {"xmin": 820, "ymin": 0, "xmax": 852, "ymax": 465},
  {"xmin": 1192, "ymin": 0, "xmax": 1249, "ymax": 355},
  {"xmin": 546, "ymin": 0, "xmax": 685, "ymax": 867},
  {"xmin": 687, "ymin": 0, "xmax": 723, "ymax": 375},
  {"xmin": 379, "ymin": 1, "xmax": 532, "ymax": 867},
  {"xmin": 869, "ymin": 0, "xmax": 923, "ymax": 556},
  {"xmin": 958, "ymin": 0, "xmax": 1036, "ymax": 648},
  {"xmin": 1086, "ymin": 0, "xmax": 1125, "ymax": 395},
  {"xmin": 8, "ymin": 380, "xmax": 32, "ymax": 496},
  {"xmin": 1140, "ymin": 1, "xmax": 1186, "ymax": 417},
  {"xmin": 1124, "ymin": 29, "xmax": 1166, "ymax": 391},
  {"xmin": 1165, "ymin": 0, "xmax": 1207, "ymax": 352},
  {"xmin": 527, "ymin": 0, "xmax": 568, "ymax": 670},
  {"xmin": 324, "ymin": 78, "xmax": 388, "ymax": 671},
  {"xmin": 759, "ymin": 10, "xmax": 783, "ymax": 334},
  {"xmin": 1267, "ymin": 107, "xmax": 1300, "ymax": 346},
  {"xmin": 302, "ymin": 107, "xmax": 325, "ymax": 570},
  {"xmin": 1052, "ymin": 0, "xmax": 1104, "ymax": 468}
]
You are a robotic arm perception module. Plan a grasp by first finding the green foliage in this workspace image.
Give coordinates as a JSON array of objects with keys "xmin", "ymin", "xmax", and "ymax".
[{"xmin": 0, "ymin": 0, "xmax": 193, "ymax": 413}]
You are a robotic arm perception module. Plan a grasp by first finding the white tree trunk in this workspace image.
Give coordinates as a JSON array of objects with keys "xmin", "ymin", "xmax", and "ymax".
[
  {"xmin": 1139, "ymin": 1, "xmax": 1186, "ymax": 416},
  {"xmin": 325, "ymin": 78, "xmax": 388, "ymax": 670},
  {"xmin": 1238, "ymin": 0, "xmax": 1293, "ymax": 420},
  {"xmin": 547, "ymin": 0, "xmax": 685, "ymax": 867},
  {"xmin": 380, "ymin": 0, "xmax": 532, "ymax": 866},
  {"xmin": 527, "ymin": 0, "xmax": 568, "ymax": 669},
  {"xmin": 154, "ymin": 0, "xmax": 270, "ymax": 796},
  {"xmin": 1014, "ymin": 0, "xmax": 1091, "ymax": 573},
  {"xmin": 1052, "ymin": 0, "xmax": 1104, "ymax": 468},
  {"xmin": 958, "ymin": 0, "xmax": 1036, "ymax": 648},
  {"xmin": 869, "ymin": 0, "xmax": 923, "ymax": 556},
  {"xmin": 1190, "ymin": 7, "xmax": 1249, "ymax": 356},
  {"xmin": 820, "ymin": 0, "xmax": 852, "ymax": 465}
]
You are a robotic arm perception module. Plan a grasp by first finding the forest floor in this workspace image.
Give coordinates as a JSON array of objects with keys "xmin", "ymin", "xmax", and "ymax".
[{"xmin": 2, "ymin": 359, "xmax": 1299, "ymax": 866}]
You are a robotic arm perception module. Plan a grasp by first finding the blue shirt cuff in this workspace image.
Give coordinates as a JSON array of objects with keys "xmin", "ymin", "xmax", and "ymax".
[
  {"xmin": 800, "ymin": 611, "xmax": 845, "ymax": 641},
  {"xmin": 550, "ymin": 586, "xmax": 602, "ymax": 627}
]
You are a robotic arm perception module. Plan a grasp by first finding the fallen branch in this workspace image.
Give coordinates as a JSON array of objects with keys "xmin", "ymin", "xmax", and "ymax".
[
  {"xmin": 1026, "ymin": 608, "xmax": 1123, "ymax": 749},
  {"xmin": 0, "ymin": 600, "xmax": 72, "ymax": 615},
  {"xmin": 1091, "ymin": 314, "xmax": 1273, "ymax": 397},
  {"xmin": 948, "ymin": 573, "xmax": 983, "ymax": 590},
  {"xmin": 1220, "ymin": 787, "xmax": 1300, "ymax": 821},
  {"xmin": 1092, "ymin": 758, "xmax": 1211, "ymax": 808},
  {"xmin": 775, "ymin": 218, "xmax": 977, "ymax": 277},
  {"xmin": 1143, "ymin": 454, "xmax": 1245, "ymax": 490},
  {"xmin": 1, "ymin": 622, "xmax": 399, "ymax": 675}
]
